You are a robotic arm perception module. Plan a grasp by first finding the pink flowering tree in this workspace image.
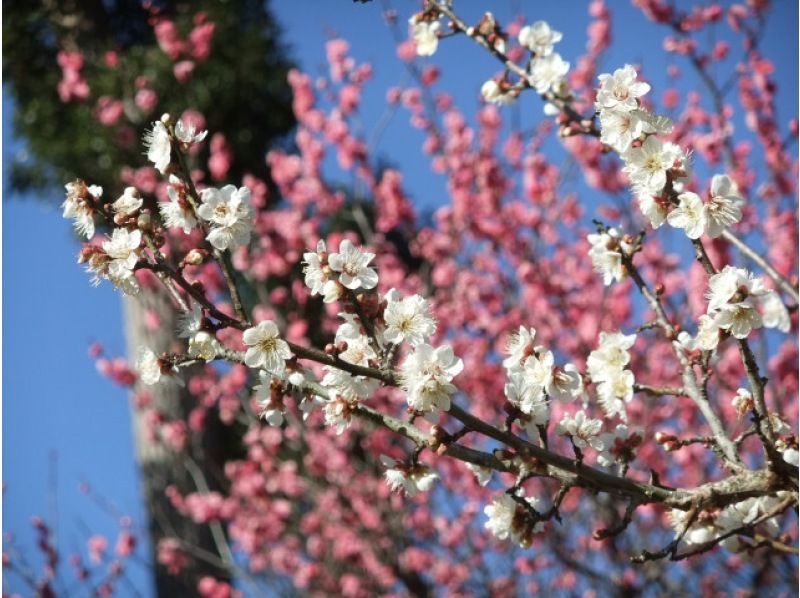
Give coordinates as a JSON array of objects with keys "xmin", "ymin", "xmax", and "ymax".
[{"xmin": 6, "ymin": 1, "xmax": 799, "ymax": 596}]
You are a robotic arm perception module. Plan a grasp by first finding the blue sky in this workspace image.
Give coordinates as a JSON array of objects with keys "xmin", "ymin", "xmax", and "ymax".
[{"xmin": 3, "ymin": 1, "xmax": 797, "ymax": 595}]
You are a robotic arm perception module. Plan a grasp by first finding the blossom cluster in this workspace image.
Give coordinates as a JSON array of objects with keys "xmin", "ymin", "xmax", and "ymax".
[
  {"xmin": 596, "ymin": 65, "xmax": 746, "ymax": 241},
  {"xmin": 587, "ymin": 331, "xmax": 637, "ymax": 421},
  {"xmin": 681, "ymin": 265, "xmax": 790, "ymax": 351}
]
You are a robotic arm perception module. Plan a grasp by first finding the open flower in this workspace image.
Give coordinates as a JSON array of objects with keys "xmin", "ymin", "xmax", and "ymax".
[
  {"xmin": 63, "ymin": 180, "xmax": 101, "ymax": 239},
  {"xmin": 242, "ymin": 320, "xmax": 292, "ymax": 374},
  {"xmin": 112, "ymin": 187, "xmax": 143, "ymax": 216},
  {"xmin": 529, "ymin": 53, "xmax": 569, "ymax": 94},
  {"xmin": 144, "ymin": 120, "xmax": 172, "ymax": 174},
  {"xmin": 383, "ymin": 291, "xmax": 436, "ymax": 346},
  {"xmin": 327, "ymin": 239, "xmax": 378, "ymax": 290},
  {"xmin": 668, "ymin": 191, "xmax": 707, "ymax": 239},
  {"xmin": 596, "ymin": 65, "xmax": 651, "ymax": 112},
  {"xmin": 197, "ymin": 185, "xmax": 253, "ymax": 251},
  {"xmin": 409, "ymin": 17, "xmax": 440, "ymax": 56},
  {"xmin": 705, "ymin": 174, "xmax": 743, "ymax": 238},
  {"xmin": 518, "ymin": 21, "xmax": 562, "ymax": 56},
  {"xmin": 400, "ymin": 344, "xmax": 463, "ymax": 413}
]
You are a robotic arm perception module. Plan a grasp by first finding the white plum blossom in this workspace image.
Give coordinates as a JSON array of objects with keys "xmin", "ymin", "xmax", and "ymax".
[
  {"xmin": 321, "ymin": 367, "xmax": 378, "ymax": 401},
  {"xmin": 636, "ymin": 191, "xmax": 669, "ymax": 228},
  {"xmin": 705, "ymin": 265, "xmax": 765, "ymax": 312},
  {"xmin": 383, "ymin": 291, "xmax": 437, "ymax": 346},
  {"xmin": 556, "ymin": 410, "xmax": 603, "ymax": 449},
  {"xmin": 484, "ymin": 493, "xmax": 546, "ymax": 546},
  {"xmin": 667, "ymin": 191, "xmax": 707, "ymax": 239},
  {"xmin": 481, "ymin": 79, "xmax": 515, "ymax": 106},
  {"xmin": 731, "ymin": 388, "xmax": 754, "ymax": 416},
  {"xmin": 503, "ymin": 326, "xmax": 537, "ymax": 370},
  {"xmin": 63, "ymin": 181, "xmax": 101, "ymax": 239},
  {"xmin": 599, "ymin": 108, "xmax": 648, "ymax": 153},
  {"xmin": 595, "ymin": 424, "xmax": 641, "ymax": 467},
  {"xmin": 759, "ymin": 291, "xmax": 791, "ymax": 332},
  {"xmin": 781, "ymin": 448, "xmax": 799, "ymax": 467},
  {"xmin": 302, "ymin": 240, "xmax": 330, "ymax": 296},
  {"xmin": 328, "ymin": 239, "xmax": 379, "ymax": 290},
  {"xmin": 518, "ymin": 21, "xmax": 562, "ymax": 56},
  {"xmin": 144, "ymin": 120, "xmax": 172, "ymax": 174},
  {"xmin": 587, "ymin": 228, "xmax": 628, "ymax": 286},
  {"xmin": 102, "ymin": 228, "xmax": 142, "ymax": 294},
  {"xmin": 504, "ymin": 371, "xmax": 548, "ymax": 422},
  {"xmin": 596, "ymin": 65, "xmax": 651, "ymax": 113},
  {"xmin": 323, "ymin": 396, "xmax": 357, "ymax": 435},
  {"xmin": 596, "ymin": 367, "xmax": 635, "ymax": 404},
  {"xmin": 529, "ymin": 53, "xmax": 570, "ymax": 94},
  {"xmin": 381, "ymin": 457, "xmax": 439, "ymax": 496},
  {"xmin": 137, "ymin": 347, "xmax": 162, "ymax": 386},
  {"xmin": 188, "ymin": 331, "xmax": 218, "ymax": 361},
  {"xmin": 409, "ymin": 17, "xmax": 440, "ymax": 56},
  {"xmin": 400, "ymin": 344, "xmax": 463, "ymax": 413},
  {"xmin": 466, "ymin": 462, "xmax": 492, "ymax": 486},
  {"xmin": 160, "ymin": 181, "xmax": 198, "ymax": 234},
  {"xmin": 112, "ymin": 187, "xmax": 143, "ymax": 216},
  {"xmin": 242, "ymin": 320, "xmax": 292, "ymax": 374},
  {"xmin": 174, "ymin": 120, "xmax": 208, "ymax": 145},
  {"xmin": 254, "ymin": 371, "xmax": 285, "ymax": 426},
  {"xmin": 197, "ymin": 185, "xmax": 253, "ymax": 251},
  {"xmin": 622, "ymin": 135, "xmax": 684, "ymax": 194},
  {"xmin": 705, "ymin": 174, "xmax": 744, "ymax": 238},
  {"xmin": 546, "ymin": 364, "xmax": 583, "ymax": 402},
  {"xmin": 714, "ymin": 301, "xmax": 762, "ymax": 339},
  {"xmin": 177, "ymin": 304, "xmax": 204, "ymax": 339},
  {"xmin": 693, "ymin": 314, "xmax": 722, "ymax": 351},
  {"xmin": 587, "ymin": 331, "xmax": 636, "ymax": 380}
]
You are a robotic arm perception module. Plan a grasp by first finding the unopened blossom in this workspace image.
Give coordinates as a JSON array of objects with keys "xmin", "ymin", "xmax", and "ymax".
[
  {"xmin": 197, "ymin": 185, "xmax": 253, "ymax": 251},
  {"xmin": 668, "ymin": 191, "xmax": 707, "ymax": 239},
  {"xmin": 622, "ymin": 135, "xmax": 683, "ymax": 194},
  {"xmin": 556, "ymin": 410, "xmax": 603, "ymax": 449},
  {"xmin": 144, "ymin": 120, "xmax": 172, "ymax": 174},
  {"xmin": 254, "ymin": 370, "xmax": 284, "ymax": 426},
  {"xmin": 188, "ymin": 331, "xmax": 218, "ymax": 361},
  {"xmin": 481, "ymin": 80, "xmax": 515, "ymax": 106},
  {"xmin": 383, "ymin": 291, "xmax": 436, "ymax": 346},
  {"xmin": 529, "ymin": 53, "xmax": 570, "ymax": 94},
  {"xmin": 409, "ymin": 17, "xmax": 440, "ymax": 56},
  {"xmin": 327, "ymin": 239, "xmax": 379, "ymax": 290},
  {"xmin": 705, "ymin": 174, "xmax": 744, "ymax": 238},
  {"xmin": 466, "ymin": 462, "xmax": 492, "ymax": 486},
  {"xmin": 160, "ymin": 181, "xmax": 197, "ymax": 234},
  {"xmin": 242, "ymin": 320, "xmax": 292, "ymax": 374},
  {"xmin": 518, "ymin": 21, "xmax": 562, "ymax": 56},
  {"xmin": 337, "ymin": 333, "xmax": 378, "ymax": 367},
  {"xmin": 596, "ymin": 65, "xmax": 651, "ymax": 112},
  {"xmin": 484, "ymin": 493, "xmax": 546, "ymax": 547},
  {"xmin": 302, "ymin": 240, "xmax": 330, "ymax": 296},
  {"xmin": 137, "ymin": 347, "xmax": 162, "ymax": 386},
  {"xmin": 63, "ymin": 180, "xmax": 102, "ymax": 239},
  {"xmin": 400, "ymin": 344, "xmax": 463, "ymax": 413},
  {"xmin": 380, "ymin": 457, "xmax": 438, "ymax": 496},
  {"xmin": 112, "ymin": 187, "xmax": 143, "ymax": 216},
  {"xmin": 503, "ymin": 326, "xmax": 537, "ymax": 370},
  {"xmin": 714, "ymin": 300, "xmax": 762, "ymax": 339},
  {"xmin": 174, "ymin": 120, "xmax": 208, "ymax": 145},
  {"xmin": 599, "ymin": 108, "xmax": 648, "ymax": 153},
  {"xmin": 587, "ymin": 228, "xmax": 627, "ymax": 286},
  {"xmin": 759, "ymin": 291, "xmax": 791, "ymax": 332}
]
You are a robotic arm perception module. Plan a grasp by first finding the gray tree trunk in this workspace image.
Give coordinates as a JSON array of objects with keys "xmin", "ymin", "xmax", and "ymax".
[{"xmin": 123, "ymin": 289, "xmax": 229, "ymax": 596}]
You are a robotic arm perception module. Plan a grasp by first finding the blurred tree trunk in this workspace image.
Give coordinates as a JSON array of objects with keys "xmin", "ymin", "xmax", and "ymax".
[{"xmin": 123, "ymin": 289, "xmax": 229, "ymax": 596}]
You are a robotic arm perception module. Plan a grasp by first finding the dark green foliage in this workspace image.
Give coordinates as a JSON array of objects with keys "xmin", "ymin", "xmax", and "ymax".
[{"xmin": 3, "ymin": 0, "xmax": 296, "ymax": 197}]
